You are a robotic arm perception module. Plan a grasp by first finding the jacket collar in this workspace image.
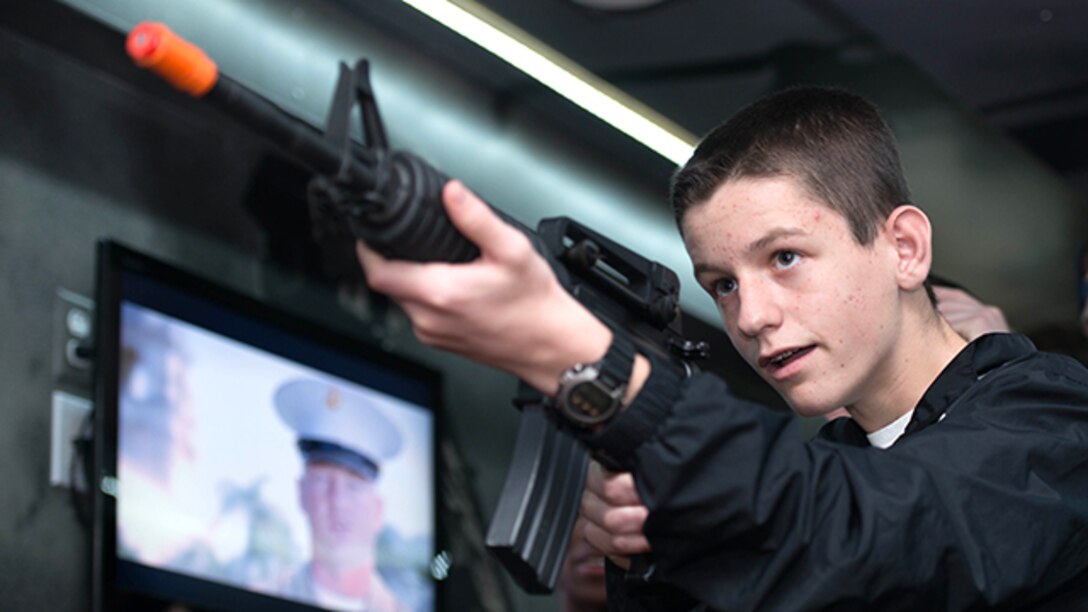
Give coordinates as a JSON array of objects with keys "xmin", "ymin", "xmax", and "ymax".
[
  {"xmin": 818, "ymin": 333, "xmax": 1037, "ymax": 447},
  {"xmin": 902, "ymin": 332, "xmax": 1035, "ymax": 437}
]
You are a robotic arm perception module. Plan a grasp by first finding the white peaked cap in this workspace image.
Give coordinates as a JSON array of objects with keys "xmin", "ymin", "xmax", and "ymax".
[{"xmin": 274, "ymin": 379, "xmax": 402, "ymax": 477}]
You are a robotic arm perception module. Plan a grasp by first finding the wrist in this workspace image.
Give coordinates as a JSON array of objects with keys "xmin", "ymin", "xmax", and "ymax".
[
  {"xmin": 520, "ymin": 298, "xmax": 613, "ymax": 395},
  {"xmin": 553, "ymin": 332, "xmax": 650, "ymax": 430},
  {"xmin": 578, "ymin": 351, "xmax": 684, "ymax": 471}
]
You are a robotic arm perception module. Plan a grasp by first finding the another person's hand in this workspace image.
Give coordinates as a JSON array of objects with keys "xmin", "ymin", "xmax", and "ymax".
[
  {"xmin": 934, "ymin": 285, "xmax": 1010, "ymax": 341},
  {"xmin": 356, "ymin": 181, "xmax": 612, "ymax": 394},
  {"xmin": 581, "ymin": 460, "xmax": 651, "ymax": 570}
]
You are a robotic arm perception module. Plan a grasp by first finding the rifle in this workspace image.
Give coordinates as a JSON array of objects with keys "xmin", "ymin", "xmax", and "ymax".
[{"xmin": 125, "ymin": 22, "xmax": 707, "ymax": 594}]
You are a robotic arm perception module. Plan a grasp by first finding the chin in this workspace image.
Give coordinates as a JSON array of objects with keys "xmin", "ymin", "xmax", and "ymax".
[{"xmin": 779, "ymin": 390, "xmax": 842, "ymax": 419}]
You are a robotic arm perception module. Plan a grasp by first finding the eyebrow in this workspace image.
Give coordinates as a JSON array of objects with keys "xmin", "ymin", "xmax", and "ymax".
[
  {"xmin": 745, "ymin": 227, "xmax": 809, "ymax": 256},
  {"xmin": 691, "ymin": 226, "xmax": 810, "ymax": 278}
]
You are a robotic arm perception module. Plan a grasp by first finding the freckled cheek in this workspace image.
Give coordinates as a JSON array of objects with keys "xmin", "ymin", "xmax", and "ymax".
[{"xmin": 719, "ymin": 314, "xmax": 757, "ymax": 355}]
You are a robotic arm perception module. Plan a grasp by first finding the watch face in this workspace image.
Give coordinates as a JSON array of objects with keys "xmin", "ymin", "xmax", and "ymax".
[{"xmin": 570, "ymin": 381, "xmax": 614, "ymax": 421}]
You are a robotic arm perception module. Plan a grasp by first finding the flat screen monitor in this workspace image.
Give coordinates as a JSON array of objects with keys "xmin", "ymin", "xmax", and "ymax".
[{"xmin": 93, "ymin": 241, "xmax": 440, "ymax": 611}]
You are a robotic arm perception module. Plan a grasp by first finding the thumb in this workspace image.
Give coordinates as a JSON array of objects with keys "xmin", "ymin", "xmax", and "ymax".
[{"xmin": 442, "ymin": 180, "xmax": 521, "ymax": 258}]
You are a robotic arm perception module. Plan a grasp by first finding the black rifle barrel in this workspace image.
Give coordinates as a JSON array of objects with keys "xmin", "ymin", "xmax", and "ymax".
[{"xmin": 205, "ymin": 75, "xmax": 480, "ymax": 263}]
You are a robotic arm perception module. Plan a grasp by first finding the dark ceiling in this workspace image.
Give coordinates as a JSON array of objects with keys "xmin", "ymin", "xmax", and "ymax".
[
  {"xmin": 349, "ymin": 0, "xmax": 1088, "ymax": 198},
  {"xmin": 486, "ymin": 0, "xmax": 1088, "ymax": 191}
]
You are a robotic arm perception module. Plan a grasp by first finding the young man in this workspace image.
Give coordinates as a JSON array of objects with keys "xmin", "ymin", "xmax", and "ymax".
[{"xmin": 357, "ymin": 87, "xmax": 1088, "ymax": 610}]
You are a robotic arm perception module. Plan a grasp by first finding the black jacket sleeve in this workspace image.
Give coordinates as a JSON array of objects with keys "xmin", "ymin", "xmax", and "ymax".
[{"xmin": 595, "ymin": 350, "xmax": 1088, "ymax": 611}]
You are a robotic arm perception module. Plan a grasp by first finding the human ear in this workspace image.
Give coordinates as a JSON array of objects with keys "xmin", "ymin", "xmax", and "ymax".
[{"xmin": 883, "ymin": 205, "xmax": 932, "ymax": 292}]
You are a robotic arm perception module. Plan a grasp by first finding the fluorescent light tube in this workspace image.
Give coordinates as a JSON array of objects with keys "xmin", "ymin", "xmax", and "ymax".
[{"xmin": 399, "ymin": 0, "xmax": 696, "ymax": 165}]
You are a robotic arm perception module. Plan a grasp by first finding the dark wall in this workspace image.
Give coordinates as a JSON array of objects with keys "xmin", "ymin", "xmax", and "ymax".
[{"xmin": 0, "ymin": 5, "xmax": 525, "ymax": 610}]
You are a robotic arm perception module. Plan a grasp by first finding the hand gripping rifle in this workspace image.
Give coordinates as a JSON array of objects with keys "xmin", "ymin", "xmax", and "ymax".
[{"xmin": 126, "ymin": 22, "xmax": 707, "ymax": 594}]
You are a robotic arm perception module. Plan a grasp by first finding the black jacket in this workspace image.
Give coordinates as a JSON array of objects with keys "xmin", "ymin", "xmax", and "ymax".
[{"xmin": 589, "ymin": 334, "xmax": 1088, "ymax": 610}]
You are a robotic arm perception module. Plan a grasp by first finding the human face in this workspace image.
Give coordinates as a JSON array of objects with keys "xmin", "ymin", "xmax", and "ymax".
[
  {"xmin": 300, "ymin": 461, "xmax": 382, "ymax": 563},
  {"xmin": 683, "ymin": 176, "xmax": 903, "ymax": 418}
]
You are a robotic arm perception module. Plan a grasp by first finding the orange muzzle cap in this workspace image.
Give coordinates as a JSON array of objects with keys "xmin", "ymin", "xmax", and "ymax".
[{"xmin": 126, "ymin": 22, "xmax": 218, "ymax": 97}]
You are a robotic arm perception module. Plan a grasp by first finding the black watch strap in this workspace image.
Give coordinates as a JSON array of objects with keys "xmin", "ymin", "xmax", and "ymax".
[
  {"xmin": 581, "ymin": 351, "xmax": 686, "ymax": 471},
  {"xmin": 598, "ymin": 334, "xmax": 636, "ymax": 395},
  {"xmin": 554, "ymin": 334, "xmax": 637, "ymax": 429}
]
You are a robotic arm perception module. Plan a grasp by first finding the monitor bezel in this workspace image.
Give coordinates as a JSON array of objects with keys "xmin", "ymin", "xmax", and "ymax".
[{"xmin": 92, "ymin": 239, "xmax": 443, "ymax": 612}]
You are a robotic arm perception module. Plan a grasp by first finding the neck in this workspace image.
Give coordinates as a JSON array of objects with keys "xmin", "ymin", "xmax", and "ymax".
[{"xmin": 847, "ymin": 307, "xmax": 967, "ymax": 433}]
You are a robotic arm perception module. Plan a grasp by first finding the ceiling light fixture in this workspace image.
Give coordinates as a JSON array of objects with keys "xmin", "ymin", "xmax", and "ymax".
[{"xmin": 398, "ymin": 0, "xmax": 696, "ymax": 165}]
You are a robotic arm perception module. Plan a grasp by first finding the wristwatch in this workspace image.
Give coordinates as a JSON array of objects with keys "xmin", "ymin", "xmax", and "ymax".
[{"xmin": 554, "ymin": 335, "xmax": 636, "ymax": 428}]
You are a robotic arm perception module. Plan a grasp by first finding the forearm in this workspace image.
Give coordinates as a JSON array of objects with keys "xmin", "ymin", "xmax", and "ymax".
[{"xmin": 616, "ymin": 372, "xmax": 1088, "ymax": 610}]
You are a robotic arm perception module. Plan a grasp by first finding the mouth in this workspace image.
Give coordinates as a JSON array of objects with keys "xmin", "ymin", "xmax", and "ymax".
[
  {"xmin": 328, "ymin": 515, "xmax": 355, "ymax": 534},
  {"xmin": 758, "ymin": 345, "xmax": 815, "ymax": 375}
]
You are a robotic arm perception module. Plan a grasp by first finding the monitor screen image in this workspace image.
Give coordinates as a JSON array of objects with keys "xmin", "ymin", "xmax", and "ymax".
[{"xmin": 94, "ymin": 241, "xmax": 440, "ymax": 612}]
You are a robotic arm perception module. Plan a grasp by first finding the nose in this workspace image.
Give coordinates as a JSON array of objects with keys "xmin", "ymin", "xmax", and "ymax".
[
  {"xmin": 735, "ymin": 276, "xmax": 782, "ymax": 339},
  {"xmin": 318, "ymin": 473, "xmax": 350, "ymax": 501}
]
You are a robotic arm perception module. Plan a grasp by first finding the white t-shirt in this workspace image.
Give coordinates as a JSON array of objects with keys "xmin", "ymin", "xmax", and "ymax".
[{"xmin": 866, "ymin": 409, "xmax": 915, "ymax": 449}]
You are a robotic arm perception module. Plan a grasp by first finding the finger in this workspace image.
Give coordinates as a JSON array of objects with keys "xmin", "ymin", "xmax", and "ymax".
[
  {"xmin": 585, "ymin": 460, "xmax": 606, "ymax": 496},
  {"xmin": 600, "ymin": 470, "xmax": 645, "ymax": 507},
  {"xmin": 937, "ymin": 308, "xmax": 972, "ymax": 323},
  {"xmin": 604, "ymin": 553, "xmax": 631, "ymax": 570},
  {"xmin": 577, "ymin": 522, "xmax": 633, "ymax": 571},
  {"xmin": 581, "ymin": 492, "xmax": 649, "ymax": 536},
  {"xmin": 935, "ymin": 298, "xmax": 980, "ymax": 319},
  {"xmin": 587, "ymin": 461, "xmax": 647, "ymax": 507},
  {"xmin": 571, "ymin": 515, "xmax": 591, "ymax": 541},
  {"xmin": 935, "ymin": 303, "xmax": 973, "ymax": 318},
  {"xmin": 936, "ymin": 297, "xmax": 979, "ymax": 313},
  {"xmin": 586, "ymin": 462, "xmax": 645, "ymax": 506},
  {"xmin": 355, "ymin": 239, "xmax": 382, "ymax": 269},
  {"xmin": 584, "ymin": 518, "xmax": 651, "ymax": 557},
  {"xmin": 355, "ymin": 240, "xmax": 441, "ymax": 301},
  {"xmin": 442, "ymin": 181, "xmax": 526, "ymax": 261},
  {"xmin": 580, "ymin": 486, "xmax": 608, "ymax": 527},
  {"xmin": 608, "ymin": 555, "xmax": 632, "ymax": 571},
  {"xmin": 932, "ymin": 286, "xmax": 973, "ymax": 302}
]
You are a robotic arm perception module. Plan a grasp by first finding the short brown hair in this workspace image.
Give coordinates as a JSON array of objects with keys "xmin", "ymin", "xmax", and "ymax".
[{"xmin": 670, "ymin": 86, "xmax": 911, "ymax": 245}]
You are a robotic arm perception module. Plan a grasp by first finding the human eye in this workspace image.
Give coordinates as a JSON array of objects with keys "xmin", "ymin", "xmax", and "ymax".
[
  {"xmin": 306, "ymin": 473, "xmax": 328, "ymax": 488},
  {"xmin": 346, "ymin": 477, "xmax": 370, "ymax": 494},
  {"xmin": 773, "ymin": 250, "xmax": 802, "ymax": 270},
  {"xmin": 711, "ymin": 277, "xmax": 738, "ymax": 298}
]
